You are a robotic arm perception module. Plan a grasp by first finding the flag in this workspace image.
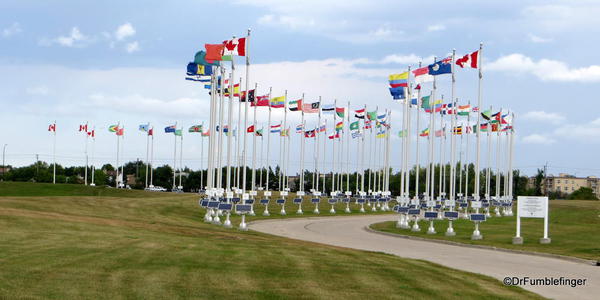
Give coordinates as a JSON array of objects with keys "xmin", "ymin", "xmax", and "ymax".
[
  {"xmin": 280, "ymin": 129, "xmax": 289, "ymax": 137},
  {"xmin": 185, "ymin": 75, "xmax": 211, "ymax": 82},
  {"xmin": 317, "ymin": 123, "xmax": 326, "ymax": 132},
  {"xmin": 389, "ymin": 86, "xmax": 406, "ymax": 100},
  {"xmin": 349, "ymin": 121, "xmax": 359, "ymax": 131},
  {"xmin": 435, "ymin": 128, "xmax": 444, "ymax": 137},
  {"xmin": 355, "ymin": 108, "xmax": 365, "ymax": 119},
  {"xmin": 165, "ymin": 125, "xmax": 176, "ymax": 133},
  {"xmin": 296, "ymin": 124, "xmax": 304, "ymax": 133},
  {"xmin": 376, "ymin": 130, "xmax": 387, "ymax": 138},
  {"xmin": 458, "ymin": 104, "xmax": 471, "ymax": 116},
  {"xmin": 87, "ymin": 130, "xmax": 95, "ymax": 138},
  {"xmin": 481, "ymin": 109, "xmax": 492, "ymax": 120},
  {"xmin": 270, "ymin": 123, "xmax": 281, "ymax": 133},
  {"xmin": 328, "ymin": 132, "xmax": 340, "ymax": 139},
  {"xmin": 48, "ymin": 123, "xmax": 56, "ymax": 132},
  {"xmin": 189, "ymin": 125, "xmax": 203, "ymax": 133},
  {"xmin": 255, "ymin": 129, "xmax": 263, "ymax": 136},
  {"xmin": 335, "ymin": 121, "xmax": 343, "ymax": 131},
  {"xmin": 174, "ymin": 129, "xmax": 182, "ymax": 136},
  {"xmin": 302, "ymin": 101, "xmax": 320, "ymax": 113},
  {"xmin": 377, "ymin": 113, "xmax": 387, "ymax": 121},
  {"xmin": 193, "ymin": 50, "xmax": 220, "ymax": 67},
  {"xmin": 419, "ymin": 128, "xmax": 429, "ymax": 137},
  {"xmin": 367, "ymin": 111, "xmax": 377, "ymax": 120},
  {"xmin": 244, "ymin": 125, "xmax": 254, "ymax": 133},
  {"xmin": 139, "ymin": 124, "xmax": 150, "ymax": 132},
  {"xmin": 491, "ymin": 123, "xmax": 499, "ymax": 132},
  {"xmin": 389, "ymin": 72, "xmax": 409, "ymax": 88},
  {"xmin": 472, "ymin": 106, "xmax": 480, "ymax": 113},
  {"xmin": 456, "ymin": 50, "xmax": 479, "ymax": 69},
  {"xmin": 108, "ymin": 125, "xmax": 119, "ymax": 132},
  {"xmin": 240, "ymin": 89, "xmax": 255, "ymax": 102},
  {"xmin": 222, "ymin": 37, "xmax": 246, "ymax": 57},
  {"xmin": 79, "ymin": 124, "xmax": 88, "ymax": 132},
  {"xmin": 216, "ymin": 125, "xmax": 230, "ymax": 133},
  {"xmin": 413, "ymin": 66, "xmax": 434, "ymax": 84},
  {"xmin": 351, "ymin": 131, "xmax": 362, "ymax": 138},
  {"xmin": 441, "ymin": 103, "xmax": 456, "ymax": 115},
  {"xmin": 420, "ymin": 95, "xmax": 431, "ymax": 108},
  {"xmin": 424, "ymin": 100, "xmax": 443, "ymax": 113},
  {"xmin": 116, "ymin": 128, "xmax": 124, "ymax": 136},
  {"xmin": 398, "ymin": 129, "xmax": 407, "ymax": 137},
  {"xmin": 453, "ymin": 126, "xmax": 463, "ymax": 135},
  {"xmin": 148, "ymin": 128, "xmax": 154, "ymax": 136},
  {"xmin": 204, "ymin": 44, "xmax": 224, "ymax": 61},
  {"xmin": 502, "ymin": 125, "xmax": 513, "ymax": 132},
  {"xmin": 270, "ymin": 96, "xmax": 285, "ymax": 108},
  {"xmin": 321, "ymin": 104, "xmax": 335, "ymax": 114},
  {"xmin": 305, "ymin": 129, "xmax": 316, "ymax": 138},
  {"xmin": 364, "ymin": 119, "xmax": 372, "ymax": 129},
  {"xmin": 428, "ymin": 58, "xmax": 452, "ymax": 75},
  {"xmin": 186, "ymin": 63, "xmax": 213, "ymax": 76},
  {"xmin": 251, "ymin": 95, "xmax": 270, "ymax": 107},
  {"xmin": 473, "ymin": 123, "xmax": 488, "ymax": 132},
  {"xmin": 335, "ymin": 107, "xmax": 345, "ymax": 118},
  {"xmin": 289, "ymin": 99, "xmax": 302, "ymax": 112},
  {"xmin": 224, "ymin": 83, "xmax": 240, "ymax": 97}
]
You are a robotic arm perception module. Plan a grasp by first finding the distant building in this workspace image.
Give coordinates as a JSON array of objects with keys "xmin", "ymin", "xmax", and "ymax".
[{"xmin": 528, "ymin": 173, "xmax": 600, "ymax": 196}]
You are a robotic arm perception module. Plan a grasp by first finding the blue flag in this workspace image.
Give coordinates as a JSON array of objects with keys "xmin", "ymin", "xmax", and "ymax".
[
  {"xmin": 389, "ymin": 87, "xmax": 405, "ymax": 100},
  {"xmin": 186, "ymin": 63, "xmax": 213, "ymax": 76},
  {"xmin": 164, "ymin": 125, "xmax": 176, "ymax": 133},
  {"xmin": 428, "ymin": 60, "xmax": 452, "ymax": 75}
]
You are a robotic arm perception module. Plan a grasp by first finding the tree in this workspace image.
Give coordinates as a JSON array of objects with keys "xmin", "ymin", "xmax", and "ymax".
[{"xmin": 568, "ymin": 187, "xmax": 598, "ymax": 200}]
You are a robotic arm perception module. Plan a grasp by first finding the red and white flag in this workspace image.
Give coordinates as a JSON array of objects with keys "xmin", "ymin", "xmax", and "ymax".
[
  {"xmin": 246, "ymin": 125, "xmax": 255, "ymax": 133},
  {"xmin": 48, "ymin": 123, "xmax": 56, "ymax": 132},
  {"xmin": 79, "ymin": 124, "xmax": 88, "ymax": 132},
  {"xmin": 456, "ymin": 50, "xmax": 479, "ymax": 69},
  {"xmin": 354, "ymin": 108, "xmax": 365, "ymax": 119},
  {"xmin": 222, "ymin": 37, "xmax": 246, "ymax": 56},
  {"xmin": 87, "ymin": 130, "xmax": 95, "ymax": 138},
  {"xmin": 412, "ymin": 66, "xmax": 433, "ymax": 84}
]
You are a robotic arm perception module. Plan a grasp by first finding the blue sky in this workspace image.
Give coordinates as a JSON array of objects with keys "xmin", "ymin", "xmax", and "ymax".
[{"xmin": 1, "ymin": 0, "xmax": 600, "ymax": 177}]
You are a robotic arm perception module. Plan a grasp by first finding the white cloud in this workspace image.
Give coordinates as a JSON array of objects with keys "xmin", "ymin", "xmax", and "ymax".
[
  {"xmin": 522, "ymin": 134, "xmax": 556, "ymax": 145},
  {"xmin": 380, "ymin": 54, "xmax": 435, "ymax": 65},
  {"xmin": 528, "ymin": 33, "xmax": 552, "ymax": 43},
  {"xmin": 2, "ymin": 22, "xmax": 22, "ymax": 38},
  {"xmin": 522, "ymin": 111, "xmax": 565, "ymax": 124},
  {"xmin": 257, "ymin": 14, "xmax": 316, "ymax": 29},
  {"xmin": 43, "ymin": 27, "xmax": 90, "ymax": 47},
  {"xmin": 115, "ymin": 23, "xmax": 136, "ymax": 40},
  {"xmin": 125, "ymin": 41, "xmax": 140, "ymax": 53},
  {"xmin": 487, "ymin": 53, "xmax": 600, "ymax": 82},
  {"xmin": 553, "ymin": 118, "xmax": 600, "ymax": 141},
  {"xmin": 427, "ymin": 24, "xmax": 445, "ymax": 32}
]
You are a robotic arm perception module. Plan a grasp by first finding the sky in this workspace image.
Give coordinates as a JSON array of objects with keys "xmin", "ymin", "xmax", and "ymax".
[{"xmin": 1, "ymin": 0, "xmax": 600, "ymax": 177}]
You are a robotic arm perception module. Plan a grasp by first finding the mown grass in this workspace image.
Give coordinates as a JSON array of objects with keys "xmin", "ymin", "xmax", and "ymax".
[
  {"xmin": 0, "ymin": 182, "xmax": 541, "ymax": 299},
  {"xmin": 371, "ymin": 200, "xmax": 600, "ymax": 261}
]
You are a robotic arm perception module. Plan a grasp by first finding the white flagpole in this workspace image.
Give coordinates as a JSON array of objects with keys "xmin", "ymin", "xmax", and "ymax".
[
  {"xmin": 300, "ymin": 94, "xmax": 306, "ymax": 193},
  {"xmin": 91, "ymin": 126, "xmax": 95, "ymax": 186},
  {"xmin": 508, "ymin": 113, "xmax": 515, "ymax": 204},
  {"xmin": 206, "ymin": 74, "xmax": 215, "ymax": 190},
  {"xmin": 259, "ymin": 128, "xmax": 264, "ymax": 189},
  {"xmin": 179, "ymin": 133, "xmax": 183, "ymax": 189},
  {"xmin": 346, "ymin": 102, "xmax": 350, "ymax": 192},
  {"xmin": 316, "ymin": 97, "xmax": 321, "ymax": 192},
  {"xmin": 120, "ymin": 128, "xmax": 124, "ymax": 188},
  {"xmin": 266, "ymin": 87, "xmax": 272, "ymax": 192},
  {"xmin": 495, "ymin": 113, "xmax": 502, "ymax": 216},
  {"xmin": 84, "ymin": 121, "xmax": 88, "ymax": 185},
  {"xmin": 465, "ymin": 102, "xmax": 471, "ymax": 199},
  {"xmin": 485, "ymin": 106, "xmax": 493, "ymax": 205},
  {"xmin": 217, "ymin": 67, "xmax": 226, "ymax": 190},
  {"xmin": 251, "ymin": 83, "xmax": 258, "ymax": 191},
  {"xmin": 235, "ymin": 76, "xmax": 243, "ymax": 189},
  {"xmin": 414, "ymin": 75, "xmax": 422, "ymax": 200},
  {"xmin": 242, "ymin": 28, "xmax": 251, "ymax": 194},
  {"xmin": 145, "ymin": 123, "xmax": 150, "ymax": 188},
  {"xmin": 285, "ymin": 126, "xmax": 291, "ymax": 190},
  {"xmin": 282, "ymin": 90, "xmax": 289, "ymax": 191},
  {"xmin": 331, "ymin": 99, "xmax": 337, "ymax": 194},
  {"xmin": 404, "ymin": 68, "xmax": 412, "ymax": 200},
  {"xmin": 115, "ymin": 122, "xmax": 120, "ymax": 188},
  {"xmin": 322, "ymin": 119, "xmax": 327, "ymax": 193},
  {"xmin": 361, "ymin": 104, "xmax": 366, "ymax": 194},
  {"xmin": 200, "ymin": 122, "xmax": 204, "ymax": 190},
  {"xmin": 173, "ymin": 122, "xmax": 178, "ymax": 191},
  {"xmin": 150, "ymin": 127, "xmax": 154, "ymax": 187},
  {"xmin": 450, "ymin": 49, "xmax": 457, "ymax": 203},
  {"xmin": 439, "ymin": 113, "xmax": 445, "ymax": 199},
  {"xmin": 474, "ymin": 42, "xmax": 484, "ymax": 202},
  {"xmin": 429, "ymin": 67, "xmax": 437, "ymax": 201},
  {"xmin": 226, "ymin": 65, "xmax": 235, "ymax": 193},
  {"xmin": 52, "ymin": 121, "xmax": 56, "ymax": 184}
]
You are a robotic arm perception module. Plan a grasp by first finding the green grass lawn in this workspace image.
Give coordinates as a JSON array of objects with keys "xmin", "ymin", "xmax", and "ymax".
[
  {"xmin": 0, "ymin": 182, "xmax": 541, "ymax": 299},
  {"xmin": 371, "ymin": 200, "xmax": 600, "ymax": 262}
]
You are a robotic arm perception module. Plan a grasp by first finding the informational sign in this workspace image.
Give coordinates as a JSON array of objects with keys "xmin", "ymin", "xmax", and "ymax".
[
  {"xmin": 444, "ymin": 211, "xmax": 459, "ymax": 219},
  {"xmin": 471, "ymin": 201, "xmax": 482, "ymax": 209},
  {"xmin": 226, "ymin": 192, "xmax": 234, "ymax": 199},
  {"xmin": 345, "ymin": 191, "xmax": 352, "ymax": 196},
  {"xmin": 311, "ymin": 198, "xmax": 320, "ymax": 203},
  {"xmin": 517, "ymin": 196, "xmax": 547, "ymax": 218},
  {"xmin": 293, "ymin": 198, "xmax": 302, "ymax": 204},
  {"xmin": 264, "ymin": 191, "xmax": 272, "ymax": 197},
  {"xmin": 260, "ymin": 199, "xmax": 269, "ymax": 205},
  {"xmin": 276, "ymin": 199, "xmax": 285, "ymax": 204},
  {"xmin": 249, "ymin": 190, "xmax": 257, "ymax": 196},
  {"xmin": 313, "ymin": 191, "xmax": 322, "ymax": 196},
  {"xmin": 280, "ymin": 191, "xmax": 288, "ymax": 196},
  {"xmin": 297, "ymin": 191, "xmax": 305, "ymax": 196}
]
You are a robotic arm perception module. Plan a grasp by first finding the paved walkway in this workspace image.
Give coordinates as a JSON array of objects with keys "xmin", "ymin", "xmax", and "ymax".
[{"xmin": 249, "ymin": 215, "xmax": 599, "ymax": 299}]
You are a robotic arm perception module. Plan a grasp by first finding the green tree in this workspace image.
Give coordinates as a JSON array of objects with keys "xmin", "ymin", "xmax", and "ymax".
[{"xmin": 568, "ymin": 187, "xmax": 598, "ymax": 200}]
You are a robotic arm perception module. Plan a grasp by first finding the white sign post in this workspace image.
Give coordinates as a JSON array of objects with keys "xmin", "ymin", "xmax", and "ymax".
[{"xmin": 513, "ymin": 196, "xmax": 550, "ymax": 244}]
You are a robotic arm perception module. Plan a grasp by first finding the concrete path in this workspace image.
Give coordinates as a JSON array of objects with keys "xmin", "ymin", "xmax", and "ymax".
[{"xmin": 249, "ymin": 215, "xmax": 599, "ymax": 300}]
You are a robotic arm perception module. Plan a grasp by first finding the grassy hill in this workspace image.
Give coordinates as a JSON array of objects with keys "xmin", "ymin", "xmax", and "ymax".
[
  {"xmin": 0, "ymin": 182, "xmax": 540, "ymax": 299},
  {"xmin": 0, "ymin": 181, "xmax": 150, "ymax": 197}
]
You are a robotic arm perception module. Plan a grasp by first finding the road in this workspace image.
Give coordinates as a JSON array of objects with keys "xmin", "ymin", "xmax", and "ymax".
[{"xmin": 249, "ymin": 215, "xmax": 599, "ymax": 300}]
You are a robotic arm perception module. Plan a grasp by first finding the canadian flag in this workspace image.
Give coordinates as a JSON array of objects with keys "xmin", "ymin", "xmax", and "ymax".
[
  {"xmin": 48, "ymin": 123, "xmax": 56, "ymax": 132},
  {"xmin": 79, "ymin": 124, "xmax": 88, "ymax": 132},
  {"xmin": 87, "ymin": 130, "xmax": 95, "ymax": 138},
  {"xmin": 222, "ymin": 37, "xmax": 246, "ymax": 56},
  {"xmin": 456, "ymin": 50, "xmax": 479, "ymax": 69},
  {"xmin": 246, "ymin": 125, "xmax": 255, "ymax": 133}
]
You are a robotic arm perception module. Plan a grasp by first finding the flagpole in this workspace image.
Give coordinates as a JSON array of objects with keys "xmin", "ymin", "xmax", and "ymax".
[
  {"xmin": 316, "ymin": 96, "xmax": 321, "ymax": 193},
  {"xmin": 285, "ymin": 126, "xmax": 291, "ymax": 191},
  {"xmin": 346, "ymin": 102, "xmax": 350, "ymax": 193},
  {"xmin": 115, "ymin": 122, "xmax": 120, "ymax": 188},
  {"xmin": 236, "ymin": 76, "xmax": 243, "ymax": 189},
  {"xmin": 91, "ymin": 126, "xmax": 95, "ymax": 186},
  {"xmin": 331, "ymin": 99, "xmax": 337, "ymax": 195},
  {"xmin": 226, "ymin": 65, "xmax": 235, "ymax": 193},
  {"xmin": 282, "ymin": 90, "xmax": 289, "ymax": 192},
  {"xmin": 322, "ymin": 118, "xmax": 326, "ymax": 193},
  {"xmin": 179, "ymin": 133, "xmax": 183, "ymax": 189},
  {"xmin": 414, "ymin": 67, "xmax": 422, "ymax": 200},
  {"xmin": 242, "ymin": 28, "xmax": 251, "ymax": 195},
  {"xmin": 259, "ymin": 129, "xmax": 264, "ymax": 189},
  {"xmin": 465, "ymin": 101, "xmax": 471, "ymax": 201},
  {"xmin": 150, "ymin": 127, "xmax": 154, "ymax": 187},
  {"xmin": 173, "ymin": 122, "xmax": 178, "ymax": 191},
  {"xmin": 120, "ymin": 127, "xmax": 124, "ymax": 188},
  {"xmin": 495, "ymin": 111, "xmax": 502, "ymax": 216},
  {"xmin": 206, "ymin": 73, "xmax": 215, "ymax": 190},
  {"xmin": 439, "ymin": 112, "xmax": 445, "ymax": 200},
  {"xmin": 404, "ymin": 67, "xmax": 412, "ymax": 201},
  {"xmin": 251, "ymin": 83, "xmax": 258, "ymax": 191},
  {"xmin": 485, "ymin": 106, "xmax": 493, "ymax": 217},
  {"xmin": 266, "ymin": 87, "xmax": 272, "ymax": 192},
  {"xmin": 300, "ymin": 94, "xmax": 306, "ymax": 193},
  {"xmin": 450, "ymin": 49, "xmax": 457, "ymax": 205},
  {"xmin": 52, "ymin": 121, "xmax": 56, "ymax": 184},
  {"xmin": 507, "ymin": 113, "xmax": 515, "ymax": 210},
  {"xmin": 200, "ymin": 122, "xmax": 204, "ymax": 190},
  {"xmin": 217, "ymin": 67, "xmax": 226, "ymax": 190},
  {"xmin": 360, "ymin": 104, "xmax": 366, "ymax": 194},
  {"xmin": 84, "ymin": 121, "xmax": 88, "ymax": 185},
  {"xmin": 474, "ymin": 42, "xmax": 484, "ymax": 202},
  {"xmin": 145, "ymin": 123, "xmax": 150, "ymax": 188},
  {"xmin": 428, "ymin": 71, "xmax": 436, "ymax": 202}
]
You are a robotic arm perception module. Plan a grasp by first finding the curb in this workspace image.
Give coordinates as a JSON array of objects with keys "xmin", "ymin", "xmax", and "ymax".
[{"xmin": 365, "ymin": 224, "xmax": 599, "ymax": 266}]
